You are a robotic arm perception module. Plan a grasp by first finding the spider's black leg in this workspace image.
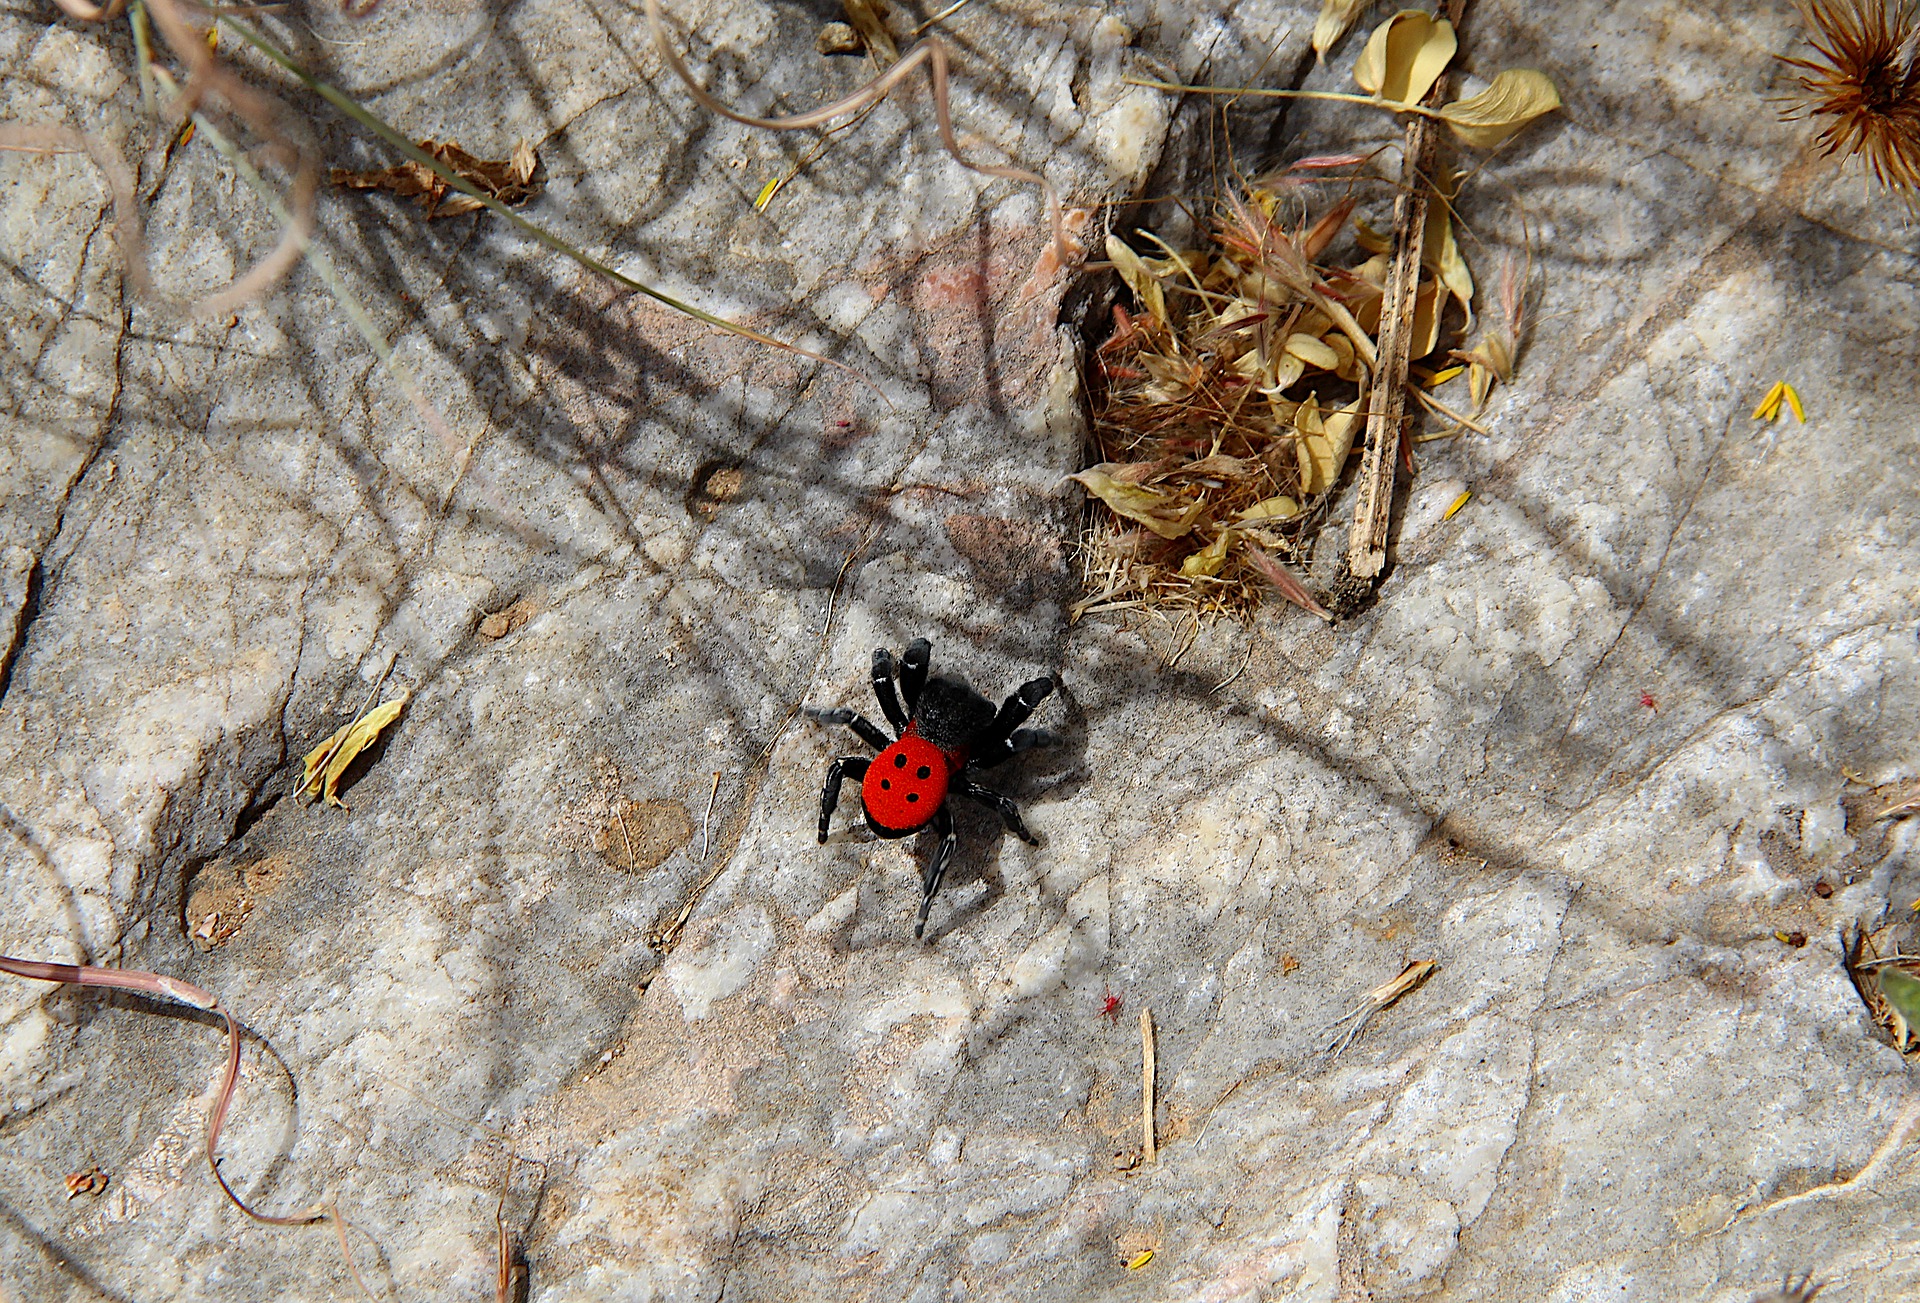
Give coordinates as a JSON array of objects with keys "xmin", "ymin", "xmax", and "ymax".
[
  {"xmin": 819, "ymin": 756, "xmax": 870, "ymax": 842},
  {"xmin": 953, "ymin": 776, "xmax": 1038, "ymax": 844},
  {"xmin": 970, "ymin": 676, "xmax": 1056, "ymax": 768},
  {"xmin": 915, "ymin": 803, "xmax": 957, "ymax": 939},
  {"xmin": 806, "ymin": 706, "xmax": 890, "ymax": 751},
  {"xmin": 871, "ymin": 647, "xmax": 908, "ymax": 731},
  {"xmin": 900, "ymin": 638, "xmax": 932, "ymax": 712}
]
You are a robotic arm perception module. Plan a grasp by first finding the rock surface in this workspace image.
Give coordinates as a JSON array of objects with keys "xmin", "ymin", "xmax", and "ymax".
[{"xmin": 2, "ymin": 0, "xmax": 1917, "ymax": 1300}]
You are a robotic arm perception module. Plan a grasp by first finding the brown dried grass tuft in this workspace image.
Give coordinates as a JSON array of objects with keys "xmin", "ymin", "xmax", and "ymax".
[
  {"xmin": 1076, "ymin": 178, "xmax": 1399, "ymax": 622},
  {"xmin": 1781, "ymin": 0, "xmax": 1920, "ymax": 200}
]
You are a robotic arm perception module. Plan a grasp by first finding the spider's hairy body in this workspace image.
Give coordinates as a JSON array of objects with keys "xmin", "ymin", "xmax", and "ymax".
[{"xmin": 809, "ymin": 641, "xmax": 1056, "ymax": 938}]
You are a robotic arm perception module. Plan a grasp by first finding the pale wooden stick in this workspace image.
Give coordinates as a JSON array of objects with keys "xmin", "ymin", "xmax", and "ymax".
[
  {"xmin": 1140, "ymin": 1006, "xmax": 1157, "ymax": 1164},
  {"xmin": 1346, "ymin": 0, "xmax": 1469, "ymax": 581}
]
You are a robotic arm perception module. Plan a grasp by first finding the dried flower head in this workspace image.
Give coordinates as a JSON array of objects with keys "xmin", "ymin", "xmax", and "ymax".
[{"xmin": 1780, "ymin": 0, "xmax": 1920, "ymax": 197}]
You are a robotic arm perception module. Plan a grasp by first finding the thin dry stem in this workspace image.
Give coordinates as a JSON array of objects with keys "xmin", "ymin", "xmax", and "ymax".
[
  {"xmin": 0, "ymin": 954, "xmax": 326, "ymax": 1227},
  {"xmin": 646, "ymin": 0, "xmax": 1071, "ymax": 266}
]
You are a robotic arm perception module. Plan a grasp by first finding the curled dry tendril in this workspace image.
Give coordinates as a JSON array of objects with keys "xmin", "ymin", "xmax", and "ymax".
[{"xmin": 644, "ymin": 0, "xmax": 1073, "ymax": 268}]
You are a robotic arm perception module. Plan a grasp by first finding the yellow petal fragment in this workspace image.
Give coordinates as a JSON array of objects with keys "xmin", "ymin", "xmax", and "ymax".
[
  {"xmin": 1296, "ymin": 394, "xmax": 1364, "ymax": 495},
  {"xmin": 1782, "ymin": 382, "xmax": 1805, "ymax": 423},
  {"xmin": 1422, "ymin": 190, "xmax": 1474, "ymax": 325},
  {"xmin": 1354, "ymin": 11, "xmax": 1456, "ymax": 107},
  {"xmin": 1443, "ymin": 490, "xmax": 1471, "ymax": 520},
  {"xmin": 1071, "ymin": 466, "xmax": 1206, "ymax": 539},
  {"xmin": 1311, "ymin": 0, "xmax": 1370, "ymax": 61},
  {"xmin": 1283, "ymin": 332, "xmax": 1342, "ymax": 370},
  {"xmin": 1438, "ymin": 69, "xmax": 1562, "ymax": 149},
  {"xmin": 1126, "ymin": 1250, "xmax": 1156, "ymax": 1271},
  {"xmin": 1751, "ymin": 380, "xmax": 1786, "ymax": 422},
  {"xmin": 1106, "ymin": 235, "xmax": 1168, "ymax": 328},
  {"xmin": 1179, "ymin": 531, "xmax": 1231, "ymax": 577},
  {"xmin": 1421, "ymin": 363, "xmax": 1466, "ymax": 386},
  {"xmin": 753, "ymin": 177, "xmax": 783, "ymax": 211},
  {"xmin": 301, "ymin": 694, "xmax": 410, "ymax": 810},
  {"xmin": 1239, "ymin": 495, "xmax": 1302, "ymax": 522}
]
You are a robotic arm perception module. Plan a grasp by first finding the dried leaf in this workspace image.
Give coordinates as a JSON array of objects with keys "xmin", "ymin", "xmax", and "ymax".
[
  {"xmin": 1296, "ymin": 393, "xmax": 1364, "ymax": 495},
  {"xmin": 1422, "ymin": 188, "xmax": 1474, "ymax": 324},
  {"xmin": 301, "ymin": 694, "xmax": 410, "ymax": 809},
  {"xmin": 1410, "ymin": 279, "xmax": 1444, "ymax": 359},
  {"xmin": 1353, "ymin": 11, "xmax": 1456, "ymax": 107},
  {"xmin": 840, "ymin": 0, "xmax": 897, "ymax": 63},
  {"xmin": 1179, "ymin": 531, "xmax": 1231, "ymax": 577},
  {"xmin": 1245, "ymin": 544, "xmax": 1333, "ymax": 621},
  {"xmin": 1311, "ymin": 0, "xmax": 1371, "ymax": 61},
  {"xmin": 1438, "ymin": 69, "xmax": 1562, "ymax": 149},
  {"xmin": 1106, "ymin": 235, "xmax": 1168, "ymax": 327},
  {"xmin": 1301, "ymin": 197, "xmax": 1356, "ymax": 259},
  {"xmin": 1071, "ymin": 466, "xmax": 1207, "ymax": 539},
  {"xmin": 1178, "ymin": 454, "xmax": 1260, "ymax": 479},
  {"xmin": 1284, "ymin": 332, "xmax": 1342, "ymax": 370},
  {"xmin": 331, "ymin": 140, "xmax": 540, "ymax": 219},
  {"xmin": 1238, "ymin": 495, "xmax": 1301, "ymax": 522}
]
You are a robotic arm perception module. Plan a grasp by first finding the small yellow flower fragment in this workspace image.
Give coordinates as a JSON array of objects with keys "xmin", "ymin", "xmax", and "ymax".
[
  {"xmin": 1443, "ymin": 490, "xmax": 1472, "ymax": 521},
  {"xmin": 753, "ymin": 177, "xmax": 783, "ymax": 211},
  {"xmin": 301, "ymin": 694, "xmax": 410, "ymax": 809},
  {"xmin": 1751, "ymin": 381, "xmax": 1805, "ymax": 423},
  {"xmin": 1126, "ymin": 1250, "xmax": 1155, "ymax": 1271},
  {"xmin": 1421, "ymin": 363, "xmax": 1466, "ymax": 387}
]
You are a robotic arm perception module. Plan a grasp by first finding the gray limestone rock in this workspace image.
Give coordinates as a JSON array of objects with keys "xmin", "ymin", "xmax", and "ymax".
[{"xmin": 1, "ymin": 0, "xmax": 1916, "ymax": 1299}]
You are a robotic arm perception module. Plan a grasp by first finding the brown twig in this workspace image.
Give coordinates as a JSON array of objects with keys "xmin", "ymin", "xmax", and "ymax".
[{"xmin": 1344, "ymin": 0, "xmax": 1470, "ymax": 586}]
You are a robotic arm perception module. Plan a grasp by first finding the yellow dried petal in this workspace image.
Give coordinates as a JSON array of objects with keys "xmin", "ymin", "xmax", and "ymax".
[
  {"xmin": 1106, "ymin": 235, "xmax": 1168, "ymax": 327},
  {"xmin": 1126, "ymin": 1250, "xmax": 1156, "ymax": 1271},
  {"xmin": 1311, "ymin": 0, "xmax": 1370, "ymax": 60},
  {"xmin": 1423, "ymin": 194, "xmax": 1474, "ymax": 325},
  {"xmin": 1179, "ymin": 532, "xmax": 1231, "ymax": 577},
  {"xmin": 1438, "ymin": 69, "xmax": 1562, "ymax": 149},
  {"xmin": 1283, "ymin": 332, "xmax": 1341, "ymax": 370},
  {"xmin": 1410, "ymin": 280, "xmax": 1443, "ymax": 359},
  {"xmin": 1238, "ymin": 495, "xmax": 1301, "ymax": 522},
  {"xmin": 1442, "ymin": 490, "xmax": 1471, "ymax": 520},
  {"xmin": 1296, "ymin": 395, "xmax": 1364, "ymax": 495},
  {"xmin": 301, "ymin": 694, "xmax": 410, "ymax": 810},
  {"xmin": 1354, "ymin": 11, "xmax": 1456, "ymax": 107},
  {"xmin": 1071, "ymin": 466, "xmax": 1207, "ymax": 539},
  {"xmin": 1751, "ymin": 380, "xmax": 1786, "ymax": 422}
]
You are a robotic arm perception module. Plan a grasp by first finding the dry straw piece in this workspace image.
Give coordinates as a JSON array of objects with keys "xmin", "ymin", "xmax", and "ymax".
[{"xmin": 1781, "ymin": 0, "xmax": 1920, "ymax": 199}]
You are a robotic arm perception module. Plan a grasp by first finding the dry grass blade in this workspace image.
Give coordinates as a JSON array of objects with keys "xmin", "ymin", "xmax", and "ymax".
[
  {"xmin": 141, "ymin": 0, "xmax": 316, "ymax": 317},
  {"xmin": 0, "ymin": 954, "xmax": 326, "ymax": 1227},
  {"xmin": 646, "ymin": 0, "xmax": 1071, "ymax": 267},
  {"xmin": 1324, "ymin": 958, "xmax": 1437, "ymax": 1056},
  {"xmin": 221, "ymin": 16, "xmax": 882, "ymax": 397},
  {"xmin": 0, "ymin": 124, "xmax": 149, "ymax": 295}
]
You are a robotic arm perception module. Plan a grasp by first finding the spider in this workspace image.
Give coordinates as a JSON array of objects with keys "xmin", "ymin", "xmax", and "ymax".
[{"xmin": 809, "ymin": 638, "xmax": 1056, "ymax": 938}]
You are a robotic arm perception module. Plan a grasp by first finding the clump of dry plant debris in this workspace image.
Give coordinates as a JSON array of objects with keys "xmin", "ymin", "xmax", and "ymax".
[
  {"xmin": 1076, "ymin": 9, "xmax": 1557, "ymax": 622},
  {"xmin": 1781, "ymin": 0, "xmax": 1920, "ymax": 200}
]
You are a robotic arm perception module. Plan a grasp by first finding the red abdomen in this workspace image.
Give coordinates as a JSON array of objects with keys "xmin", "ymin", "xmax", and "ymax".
[{"xmin": 863, "ymin": 732, "xmax": 955, "ymax": 833}]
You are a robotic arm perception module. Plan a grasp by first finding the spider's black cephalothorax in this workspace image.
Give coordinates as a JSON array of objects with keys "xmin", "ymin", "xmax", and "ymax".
[{"xmin": 808, "ymin": 638, "xmax": 1056, "ymax": 938}]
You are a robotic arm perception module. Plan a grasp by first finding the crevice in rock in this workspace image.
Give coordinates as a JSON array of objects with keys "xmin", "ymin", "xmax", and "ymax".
[{"xmin": 0, "ymin": 554, "xmax": 42, "ymax": 705}]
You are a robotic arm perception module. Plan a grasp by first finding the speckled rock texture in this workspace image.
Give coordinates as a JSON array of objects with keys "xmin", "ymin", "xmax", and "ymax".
[{"xmin": 2, "ymin": 0, "xmax": 1918, "ymax": 1299}]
